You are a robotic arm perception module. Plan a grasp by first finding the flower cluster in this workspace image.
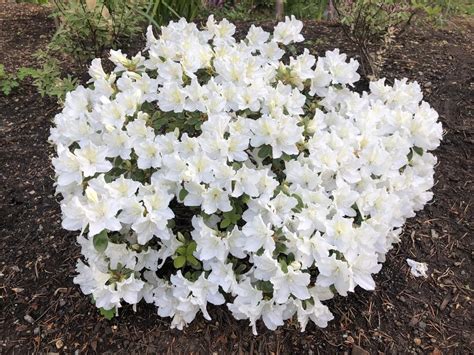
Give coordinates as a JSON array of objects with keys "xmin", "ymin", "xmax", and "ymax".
[{"xmin": 50, "ymin": 15, "xmax": 442, "ymax": 333}]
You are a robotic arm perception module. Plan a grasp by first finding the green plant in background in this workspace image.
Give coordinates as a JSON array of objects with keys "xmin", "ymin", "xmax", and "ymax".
[
  {"xmin": 202, "ymin": 0, "xmax": 265, "ymax": 21},
  {"xmin": 21, "ymin": 50, "xmax": 78, "ymax": 102},
  {"xmin": 7, "ymin": 0, "xmax": 204, "ymax": 101},
  {"xmin": 424, "ymin": 0, "xmax": 474, "ymax": 23},
  {"xmin": 334, "ymin": 0, "xmax": 419, "ymax": 79},
  {"xmin": 0, "ymin": 59, "xmax": 77, "ymax": 102},
  {"xmin": 15, "ymin": 0, "xmax": 49, "ymax": 4},
  {"xmin": 140, "ymin": 0, "xmax": 201, "ymax": 27},
  {"xmin": 334, "ymin": 0, "xmax": 472, "ymax": 79},
  {"xmin": 202, "ymin": 0, "xmax": 333, "ymax": 20},
  {"xmin": 0, "ymin": 65, "xmax": 20, "ymax": 96},
  {"xmin": 1, "ymin": 51, "xmax": 78, "ymax": 102},
  {"xmin": 49, "ymin": 0, "xmax": 145, "ymax": 61},
  {"xmin": 285, "ymin": 0, "xmax": 331, "ymax": 20}
]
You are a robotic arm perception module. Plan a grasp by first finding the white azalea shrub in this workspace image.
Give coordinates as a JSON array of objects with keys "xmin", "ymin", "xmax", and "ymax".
[{"xmin": 50, "ymin": 16, "xmax": 442, "ymax": 333}]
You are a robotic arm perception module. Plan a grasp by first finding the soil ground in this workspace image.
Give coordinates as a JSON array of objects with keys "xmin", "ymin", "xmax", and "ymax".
[{"xmin": 0, "ymin": 3, "xmax": 473, "ymax": 354}]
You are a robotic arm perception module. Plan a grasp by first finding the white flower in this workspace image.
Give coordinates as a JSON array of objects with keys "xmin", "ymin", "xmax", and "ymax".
[
  {"xmin": 61, "ymin": 196, "xmax": 87, "ymax": 231},
  {"xmin": 250, "ymin": 115, "xmax": 278, "ymax": 148},
  {"xmin": 232, "ymin": 166, "xmax": 261, "ymax": 198},
  {"xmin": 83, "ymin": 187, "xmax": 122, "ymax": 236},
  {"xmin": 142, "ymin": 190, "xmax": 174, "ymax": 221},
  {"xmin": 135, "ymin": 247, "xmax": 160, "ymax": 271},
  {"xmin": 157, "ymin": 59, "xmax": 183, "ymax": 83},
  {"xmin": 317, "ymin": 256, "xmax": 354, "ymax": 296},
  {"xmin": 105, "ymin": 242, "xmax": 137, "ymax": 270},
  {"xmin": 75, "ymin": 142, "xmax": 112, "ymax": 177},
  {"xmin": 132, "ymin": 214, "xmax": 167, "ymax": 245},
  {"xmin": 52, "ymin": 146, "xmax": 83, "ymax": 186},
  {"xmin": 322, "ymin": 49, "xmax": 360, "ymax": 86},
  {"xmin": 242, "ymin": 215, "xmax": 275, "ymax": 253},
  {"xmin": 126, "ymin": 116, "xmax": 155, "ymax": 144},
  {"xmin": 201, "ymin": 186, "xmax": 232, "ymax": 214},
  {"xmin": 406, "ymin": 258, "xmax": 429, "ymax": 278},
  {"xmin": 273, "ymin": 16, "xmax": 304, "ymax": 45},
  {"xmin": 88, "ymin": 58, "xmax": 108, "ymax": 82},
  {"xmin": 246, "ymin": 25, "xmax": 270, "ymax": 48},
  {"xmin": 157, "ymin": 82, "xmax": 187, "ymax": 112},
  {"xmin": 207, "ymin": 260, "xmax": 237, "ymax": 292},
  {"xmin": 103, "ymin": 130, "xmax": 132, "ymax": 159},
  {"xmin": 226, "ymin": 226, "xmax": 247, "ymax": 259},
  {"xmin": 270, "ymin": 265, "xmax": 311, "ymax": 303},
  {"xmin": 347, "ymin": 253, "xmax": 381, "ymax": 290},
  {"xmin": 191, "ymin": 217, "xmax": 228, "ymax": 262},
  {"xmin": 206, "ymin": 15, "xmax": 236, "ymax": 41},
  {"xmin": 294, "ymin": 297, "xmax": 334, "ymax": 331},
  {"xmin": 134, "ymin": 138, "xmax": 162, "ymax": 169},
  {"xmin": 108, "ymin": 176, "xmax": 141, "ymax": 201},
  {"xmin": 118, "ymin": 198, "xmax": 144, "ymax": 224},
  {"xmin": 260, "ymin": 300, "xmax": 287, "ymax": 330},
  {"xmin": 252, "ymin": 250, "xmax": 279, "ymax": 281},
  {"xmin": 116, "ymin": 274, "xmax": 145, "ymax": 305},
  {"xmin": 73, "ymin": 260, "xmax": 110, "ymax": 295},
  {"xmin": 182, "ymin": 181, "xmax": 206, "ymax": 206}
]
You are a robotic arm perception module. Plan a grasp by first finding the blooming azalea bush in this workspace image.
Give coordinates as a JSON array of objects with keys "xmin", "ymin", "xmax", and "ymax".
[{"xmin": 50, "ymin": 15, "xmax": 442, "ymax": 333}]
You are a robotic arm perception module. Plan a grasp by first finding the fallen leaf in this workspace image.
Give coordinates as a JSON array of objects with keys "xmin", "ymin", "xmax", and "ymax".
[{"xmin": 55, "ymin": 339, "xmax": 64, "ymax": 349}]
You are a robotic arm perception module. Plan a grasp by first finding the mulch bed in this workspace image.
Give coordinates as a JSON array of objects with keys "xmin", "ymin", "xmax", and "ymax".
[{"xmin": 0, "ymin": 3, "xmax": 472, "ymax": 354}]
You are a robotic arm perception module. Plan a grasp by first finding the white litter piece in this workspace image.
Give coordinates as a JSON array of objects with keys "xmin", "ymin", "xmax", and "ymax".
[{"xmin": 406, "ymin": 258, "xmax": 429, "ymax": 278}]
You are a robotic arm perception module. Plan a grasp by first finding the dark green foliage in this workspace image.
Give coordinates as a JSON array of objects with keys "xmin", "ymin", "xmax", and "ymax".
[
  {"xmin": 99, "ymin": 307, "xmax": 116, "ymax": 319},
  {"xmin": 49, "ymin": 0, "xmax": 145, "ymax": 60},
  {"xmin": 202, "ymin": 0, "xmax": 331, "ymax": 20},
  {"xmin": 141, "ymin": 0, "xmax": 201, "ymax": 27},
  {"xmin": 93, "ymin": 230, "xmax": 109, "ymax": 253},
  {"xmin": 173, "ymin": 237, "xmax": 202, "ymax": 270},
  {"xmin": 0, "ymin": 55, "xmax": 78, "ymax": 101},
  {"xmin": 0, "ymin": 65, "xmax": 20, "ymax": 96}
]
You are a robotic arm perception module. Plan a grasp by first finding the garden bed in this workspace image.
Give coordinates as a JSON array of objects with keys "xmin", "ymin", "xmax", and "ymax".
[{"xmin": 0, "ymin": 3, "xmax": 472, "ymax": 354}]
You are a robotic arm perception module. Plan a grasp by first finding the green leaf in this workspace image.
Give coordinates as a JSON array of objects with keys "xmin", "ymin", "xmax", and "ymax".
[
  {"xmin": 257, "ymin": 280, "xmax": 274, "ymax": 293},
  {"xmin": 220, "ymin": 218, "xmax": 231, "ymax": 229},
  {"xmin": 281, "ymin": 153, "xmax": 293, "ymax": 161},
  {"xmin": 177, "ymin": 232, "xmax": 186, "ymax": 243},
  {"xmin": 186, "ymin": 255, "xmax": 200, "ymax": 267},
  {"xmin": 413, "ymin": 146, "xmax": 424, "ymax": 156},
  {"xmin": 292, "ymin": 193, "xmax": 305, "ymax": 212},
  {"xmin": 167, "ymin": 219, "xmax": 176, "ymax": 229},
  {"xmin": 99, "ymin": 307, "xmax": 115, "ymax": 320},
  {"xmin": 1, "ymin": 80, "xmax": 19, "ymax": 96},
  {"xmin": 274, "ymin": 242, "xmax": 287, "ymax": 255},
  {"xmin": 131, "ymin": 169, "xmax": 146, "ymax": 181},
  {"xmin": 173, "ymin": 255, "xmax": 186, "ymax": 268},
  {"xmin": 93, "ymin": 230, "xmax": 108, "ymax": 253},
  {"xmin": 186, "ymin": 241, "xmax": 197, "ymax": 256},
  {"xmin": 178, "ymin": 188, "xmax": 188, "ymax": 201},
  {"xmin": 235, "ymin": 263, "xmax": 247, "ymax": 274},
  {"xmin": 279, "ymin": 258, "xmax": 288, "ymax": 273},
  {"xmin": 17, "ymin": 67, "xmax": 38, "ymax": 81},
  {"xmin": 176, "ymin": 245, "xmax": 187, "ymax": 255},
  {"xmin": 258, "ymin": 145, "xmax": 272, "ymax": 159},
  {"xmin": 286, "ymin": 253, "xmax": 295, "ymax": 264}
]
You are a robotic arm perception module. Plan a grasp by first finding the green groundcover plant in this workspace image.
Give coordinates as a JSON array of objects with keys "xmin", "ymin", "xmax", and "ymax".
[{"xmin": 50, "ymin": 16, "xmax": 442, "ymax": 332}]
